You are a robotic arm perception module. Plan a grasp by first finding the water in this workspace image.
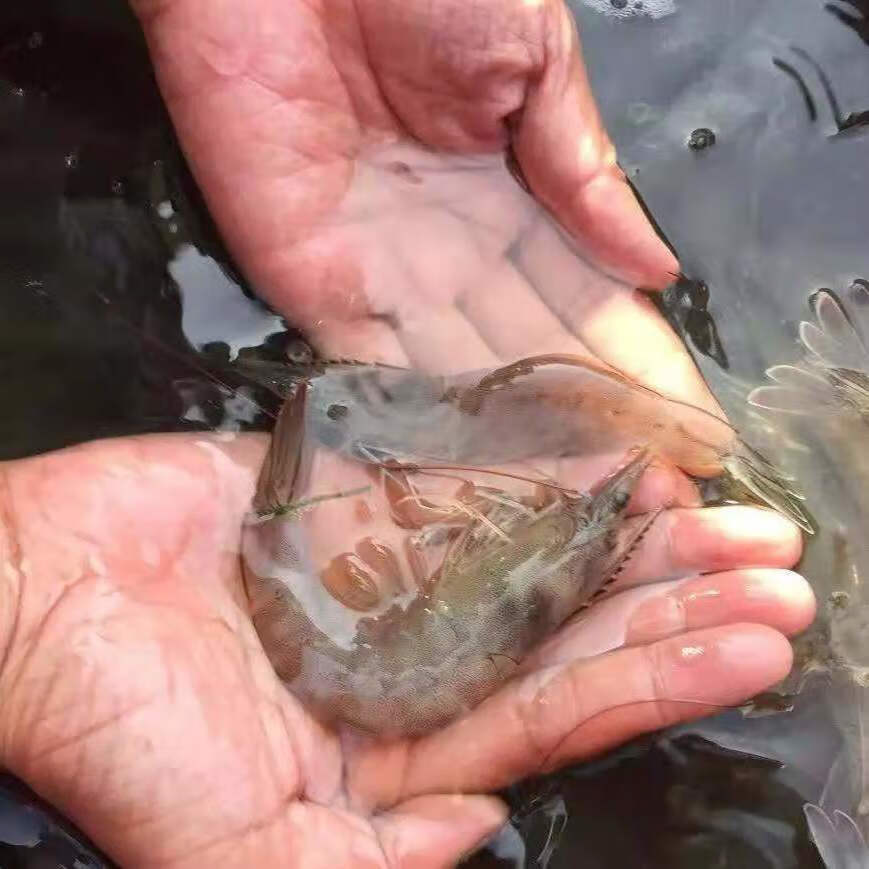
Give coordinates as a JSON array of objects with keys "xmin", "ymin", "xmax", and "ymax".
[
  {"xmin": 0, "ymin": 773, "xmax": 114, "ymax": 868},
  {"xmin": 0, "ymin": 1, "xmax": 287, "ymax": 462},
  {"xmin": 469, "ymin": 0, "xmax": 869, "ymax": 865},
  {"xmin": 0, "ymin": 0, "xmax": 867, "ymax": 866}
]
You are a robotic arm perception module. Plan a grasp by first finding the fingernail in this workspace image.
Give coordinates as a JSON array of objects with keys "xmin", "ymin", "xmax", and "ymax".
[
  {"xmin": 744, "ymin": 568, "xmax": 814, "ymax": 606},
  {"xmin": 718, "ymin": 507, "xmax": 803, "ymax": 556},
  {"xmin": 671, "ymin": 505, "xmax": 804, "ymax": 572}
]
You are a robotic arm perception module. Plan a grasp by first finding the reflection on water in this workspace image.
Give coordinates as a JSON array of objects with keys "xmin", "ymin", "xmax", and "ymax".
[
  {"xmin": 557, "ymin": 0, "xmax": 869, "ymax": 865},
  {"xmin": 2, "ymin": 0, "xmax": 869, "ymax": 866},
  {"xmin": 479, "ymin": 729, "xmax": 828, "ymax": 869},
  {"xmin": 0, "ymin": 773, "xmax": 115, "ymax": 868}
]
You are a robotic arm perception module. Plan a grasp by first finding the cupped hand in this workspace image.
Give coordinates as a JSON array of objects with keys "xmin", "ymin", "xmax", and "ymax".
[
  {"xmin": 0, "ymin": 435, "xmax": 812, "ymax": 868},
  {"xmin": 131, "ymin": 0, "xmax": 711, "ymax": 406}
]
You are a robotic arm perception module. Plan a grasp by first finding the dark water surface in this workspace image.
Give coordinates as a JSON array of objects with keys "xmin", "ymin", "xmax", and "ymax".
[{"xmin": 1, "ymin": 0, "xmax": 867, "ymax": 866}]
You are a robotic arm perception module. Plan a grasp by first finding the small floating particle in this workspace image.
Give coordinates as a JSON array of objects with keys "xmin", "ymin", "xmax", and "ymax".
[
  {"xmin": 688, "ymin": 128, "xmax": 716, "ymax": 150},
  {"xmin": 830, "ymin": 590, "xmax": 851, "ymax": 609},
  {"xmin": 611, "ymin": 0, "xmax": 628, "ymax": 7}
]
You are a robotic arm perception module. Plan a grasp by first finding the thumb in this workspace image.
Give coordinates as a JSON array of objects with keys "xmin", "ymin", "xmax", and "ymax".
[
  {"xmin": 513, "ymin": 6, "xmax": 678, "ymax": 290},
  {"xmin": 372, "ymin": 794, "xmax": 507, "ymax": 868}
]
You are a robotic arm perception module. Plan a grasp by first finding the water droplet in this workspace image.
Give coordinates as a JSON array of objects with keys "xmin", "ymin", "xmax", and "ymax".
[
  {"xmin": 688, "ymin": 128, "xmax": 716, "ymax": 150},
  {"xmin": 156, "ymin": 199, "xmax": 174, "ymax": 219}
]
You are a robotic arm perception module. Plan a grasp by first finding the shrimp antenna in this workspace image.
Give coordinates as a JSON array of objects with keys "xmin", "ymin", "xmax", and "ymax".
[
  {"xmin": 535, "ymin": 695, "xmax": 785, "ymax": 776},
  {"xmin": 102, "ymin": 304, "xmax": 281, "ymax": 422},
  {"xmin": 375, "ymin": 462, "xmax": 582, "ymax": 495}
]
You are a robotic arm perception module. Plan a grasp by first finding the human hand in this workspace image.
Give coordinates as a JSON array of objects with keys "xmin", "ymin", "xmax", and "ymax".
[
  {"xmin": 129, "ymin": 0, "xmax": 714, "ymax": 406},
  {"xmin": 0, "ymin": 435, "xmax": 812, "ymax": 868}
]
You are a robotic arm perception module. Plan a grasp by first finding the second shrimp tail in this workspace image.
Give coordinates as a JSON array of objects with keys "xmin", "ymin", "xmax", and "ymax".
[{"xmin": 721, "ymin": 442, "xmax": 815, "ymax": 534}]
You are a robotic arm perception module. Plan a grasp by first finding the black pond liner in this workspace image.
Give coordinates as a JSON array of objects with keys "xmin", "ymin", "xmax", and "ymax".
[
  {"xmin": 2, "ymin": 0, "xmax": 869, "ymax": 866},
  {"xmin": 0, "ymin": 773, "xmax": 117, "ymax": 869}
]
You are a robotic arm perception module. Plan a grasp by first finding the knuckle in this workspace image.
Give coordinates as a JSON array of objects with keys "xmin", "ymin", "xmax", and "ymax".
[
  {"xmin": 513, "ymin": 666, "xmax": 579, "ymax": 769},
  {"xmin": 663, "ymin": 508, "xmax": 694, "ymax": 571},
  {"xmin": 641, "ymin": 641, "xmax": 682, "ymax": 732}
]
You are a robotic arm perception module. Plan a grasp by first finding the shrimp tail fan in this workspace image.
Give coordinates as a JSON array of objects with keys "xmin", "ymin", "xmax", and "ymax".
[
  {"xmin": 721, "ymin": 442, "xmax": 815, "ymax": 534},
  {"xmin": 803, "ymin": 804, "xmax": 869, "ymax": 869}
]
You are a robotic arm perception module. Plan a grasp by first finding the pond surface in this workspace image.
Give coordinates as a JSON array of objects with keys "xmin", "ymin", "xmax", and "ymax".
[{"xmin": 2, "ymin": 0, "xmax": 869, "ymax": 865}]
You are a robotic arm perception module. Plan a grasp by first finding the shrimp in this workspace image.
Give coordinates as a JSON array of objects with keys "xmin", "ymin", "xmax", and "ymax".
[
  {"xmin": 242, "ymin": 428, "xmax": 656, "ymax": 737},
  {"xmin": 304, "ymin": 353, "xmax": 811, "ymax": 532}
]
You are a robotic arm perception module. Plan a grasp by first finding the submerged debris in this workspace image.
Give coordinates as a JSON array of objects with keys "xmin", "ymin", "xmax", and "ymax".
[
  {"xmin": 749, "ymin": 282, "xmax": 869, "ymax": 422},
  {"xmin": 804, "ymin": 804, "xmax": 869, "ymax": 869}
]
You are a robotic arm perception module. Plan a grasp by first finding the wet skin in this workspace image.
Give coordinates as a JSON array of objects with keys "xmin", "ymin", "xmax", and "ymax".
[{"xmin": 0, "ymin": 0, "xmax": 817, "ymax": 866}]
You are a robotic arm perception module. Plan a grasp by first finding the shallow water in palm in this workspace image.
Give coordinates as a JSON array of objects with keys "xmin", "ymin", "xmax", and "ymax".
[{"xmin": 3, "ymin": 0, "xmax": 869, "ymax": 865}]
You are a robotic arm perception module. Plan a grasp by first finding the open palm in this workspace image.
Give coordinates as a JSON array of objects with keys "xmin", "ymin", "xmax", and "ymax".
[{"xmin": 133, "ymin": 0, "xmax": 709, "ymax": 402}]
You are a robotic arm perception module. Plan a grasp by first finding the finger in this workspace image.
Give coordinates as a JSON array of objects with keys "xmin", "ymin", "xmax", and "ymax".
[
  {"xmin": 573, "ymin": 288, "xmax": 721, "ymax": 416},
  {"xmin": 316, "ymin": 202, "xmax": 506, "ymax": 373},
  {"xmin": 456, "ymin": 258, "xmax": 595, "ymax": 361},
  {"xmin": 618, "ymin": 460, "xmax": 701, "ymax": 512},
  {"xmin": 609, "ymin": 505, "xmax": 804, "ymax": 588},
  {"xmin": 503, "ymin": 454, "xmax": 700, "ymax": 512},
  {"xmin": 513, "ymin": 9, "xmax": 678, "ymax": 290},
  {"xmin": 623, "ymin": 568, "xmax": 816, "ymax": 645},
  {"xmin": 384, "ymin": 208, "xmax": 507, "ymax": 373},
  {"xmin": 312, "ymin": 318, "xmax": 411, "ymax": 366},
  {"xmin": 396, "ymin": 306, "xmax": 501, "ymax": 373},
  {"xmin": 269, "ymin": 202, "xmax": 498, "ymax": 372},
  {"xmin": 358, "ymin": 624, "xmax": 792, "ymax": 805},
  {"xmin": 525, "ymin": 568, "xmax": 815, "ymax": 665},
  {"xmin": 372, "ymin": 794, "xmax": 506, "ymax": 869},
  {"xmin": 515, "ymin": 216, "xmax": 719, "ymax": 414}
]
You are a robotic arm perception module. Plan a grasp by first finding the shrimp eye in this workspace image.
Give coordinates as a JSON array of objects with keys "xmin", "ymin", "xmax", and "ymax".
[
  {"xmin": 327, "ymin": 403, "xmax": 349, "ymax": 421},
  {"xmin": 612, "ymin": 490, "xmax": 631, "ymax": 512}
]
